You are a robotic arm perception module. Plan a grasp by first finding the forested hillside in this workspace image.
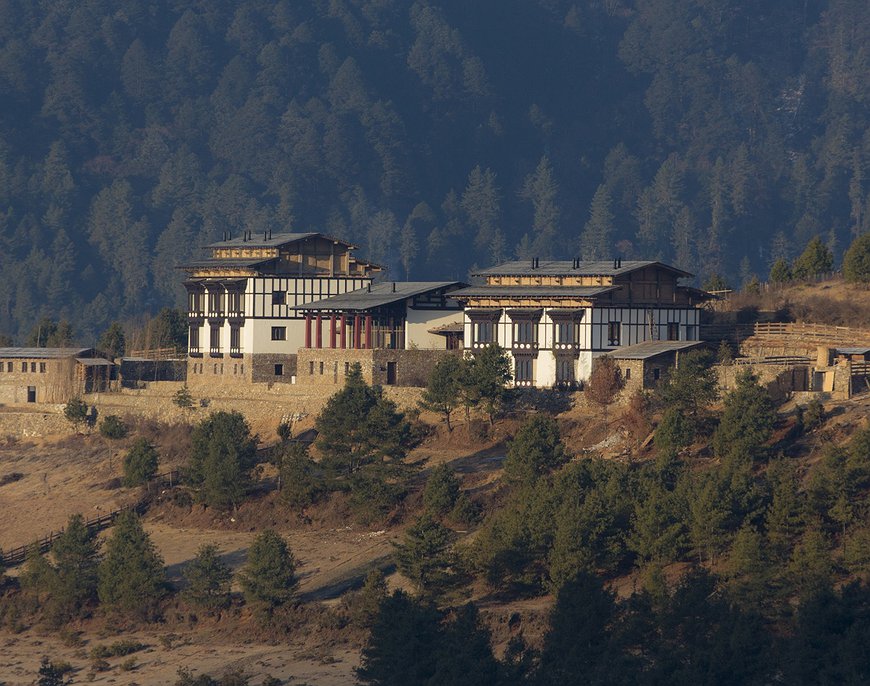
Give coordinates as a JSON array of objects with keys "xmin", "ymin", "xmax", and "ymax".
[{"xmin": 0, "ymin": 0, "xmax": 867, "ymax": 341}]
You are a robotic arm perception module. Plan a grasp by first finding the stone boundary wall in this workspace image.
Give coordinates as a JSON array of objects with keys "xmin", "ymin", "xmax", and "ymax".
[
  {"xmin": 296, "ymin": 348, "xmax": 456, "ymax": 387},
  {"xmin": 0, "ymin": 382, "xmax": 425, "ymax": 438}
]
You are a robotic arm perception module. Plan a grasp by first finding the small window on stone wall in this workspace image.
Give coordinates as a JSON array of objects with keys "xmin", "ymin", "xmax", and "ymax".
[
  {"xmin": 39, "ymin": 362, "xmax": 46, "ymax": 373},
  {"xmin": 653, "ymin": 368, "xmax": 661, "ymax": 380},
  {"xmin": 344, "ymin": 362, "xmax": 350, "ymax": 375},
  {"xmin": 309, "ymin": 361, "xmax": 314, "ymax": 375},
  {"xmin": 275, "ymin": 364, "xmax": 284, "ymax": 376},
  {"xmin": 7, "ymin": 361, "xmax": 12, "ymax": 372},
  {"xmin": 624, "ymin": 368, "xmax": 631, "ymax": 380},
  {"xmin": 319, "ymin": 361, "xmax": 324, "ymax": 375},
  {"xmin": 21, "ymin": 362, "xmax": 26, "ymax": 372},
  {"xmin": 213, "ymin": 364, "xmax": 218, "ymax": 374},
  {"xmin": 31, "ymin": 362, "xmax": 36, "ymax": 372}
]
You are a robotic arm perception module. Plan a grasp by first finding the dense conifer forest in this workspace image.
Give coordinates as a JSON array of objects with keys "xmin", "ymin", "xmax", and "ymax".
[{"xmin": 0, "ymin": 0, "xmax": 868, "ymax": 341}]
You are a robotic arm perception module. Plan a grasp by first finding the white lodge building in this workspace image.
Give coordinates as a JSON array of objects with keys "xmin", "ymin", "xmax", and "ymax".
[
  {"xmin": 452, "ymin": 259, "xmax": 710, "ymax": 388},
  {"xmin": 182, "ymin": 232, "xmax": 380, "ymax": 384}
]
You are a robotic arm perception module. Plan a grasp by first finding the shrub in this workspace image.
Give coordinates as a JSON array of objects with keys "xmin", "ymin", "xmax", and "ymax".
[
  {"xmin": 63, "ymin": 398, "xmax": 89, "ymax": 432},
  {"xmin": 99, "ymin": 415, "xmax": 128, "ymax": 439},
  {"xmin": 346, "ymin": 569, "xmax": 388, "ymax": 628},
  {"xmin": 123, "ymin": 438, "xmax": 159, "ymax": 487},
  {"xmin": 504, "ymin": 414, "xmax": 567, "ymax": 487},
  {"xmin": 173, "ymin": 385, "xmax": 195, "ymax": 410}
]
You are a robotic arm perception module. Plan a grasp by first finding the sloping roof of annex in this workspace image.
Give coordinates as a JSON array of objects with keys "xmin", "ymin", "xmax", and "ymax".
[
  {"xmin": 0, "ymin": 347, "xmax": 93, "ymax": 359},
  {"xmin": 293, "ymin": 281, "xmax": 465, "ymax": 312},
  {"xmin": 471, "ymin": 259, "xmax": 693, "ymax": 279},
  {"xmin": 606, "ymin": 340, "xmax": 706, "ymax": 360},
  {"xmin": 203, "ymin": 231, "xmax": 358, "ymax": 250}
]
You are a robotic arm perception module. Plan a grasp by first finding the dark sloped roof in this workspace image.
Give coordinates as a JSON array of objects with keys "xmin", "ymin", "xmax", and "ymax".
[
  {"xmin": 294, "ymin": 282, "xmax": 464, "ymax": 311},
  {"xmin": 450, "ymin": 285, "xmax": 618, "ymax": 299},
  {"xmin": 179, "ymin": 257, "xmax": 276, "ymax": 271},
  {"xmin": 607, "ymin": 340, "xmax": 706, "ymax": 360},
  {"xmin": 471, "ymin": 260, "xmax": 693, "ymax": 278},
  {"xmin": 0, "ymin": 347, "xmax": 92, "ymax": 359},
  {"xmin": 204, "ymin": 231, "xmax": 355, "ymax": 250}
]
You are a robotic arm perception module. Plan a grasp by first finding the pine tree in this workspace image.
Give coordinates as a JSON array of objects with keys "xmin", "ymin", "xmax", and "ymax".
[
  {"xmin": 792, "ymin": 235, "xmax": 834, "ymax": 280},
  {"xmin": 713, "ymin": 371, "xmax": 776, "ymax": 467},
  {"xmin": 581, "ymin": 184, "xmax": 615, "ymax": 260},
  {"xmin": 98, "ymin": 322, "xmax": 126, "ymax": 358},
  {"xmin": 316, "ymin": 363, "xmax": 410, "ymax": 475},
  {"xmin": 466, "ymin": 345, "xmax": 512, "ymax": 425},
  {"xmin": 356, "ymin": 590, "xmax": 442, "ymax": 686},
  {"xmin": 521, "ymin": 156, "xmax": 561, "ymax": 258},
  {"xmin": 189, "ymin": 411, "xmax": 258, "ymax": 509},
  {"xmin": 182, "ymin": 544, "xmax": 232, "ymax": 612},
  {"xmin": 423, "ymin": 464, "xmax": 461, "ymax": 517},
  {"xmin": 503, "ymin": 414, "xmax": 567, "ymax": 487},
  {"xmin": 419, "ymin": 355, "xmax": 464, "ymax": 431},
  {"xmin": 769, "ymin": 258, "xmax": 792, "ymax": 283},
  {"xmin": 788, "ymin": 527, "xmax": 832, "ymax": 598},
  {"xmin": 122, "ymin": 438, "xmax": 159, "ymax": 487},
  {"xmin": 238, "ymin": 530, "xmax": 298, "ymax": 612},
  {"xmin": 48, "ymin": 514, "xmax": 100, "ymax": 622},
  {"xmin": 726, "ymin": 524, "xmax": 770, "ymax": 610},
  {"xmin": 843, "ymin": 233, "xmax": 870, "ymax": 283},
  {"xmin": 97, "ymin": 511, "xmax": 165, "ymax": 618},
  {"xmin": 394, "ymin": 515, "xmax": 455, "ymax": 596}
]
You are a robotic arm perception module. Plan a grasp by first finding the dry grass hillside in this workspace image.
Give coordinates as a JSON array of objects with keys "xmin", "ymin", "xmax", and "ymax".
[{"xmin": 3, "ymin": 385, "xmax": 870, "ymax": 684}]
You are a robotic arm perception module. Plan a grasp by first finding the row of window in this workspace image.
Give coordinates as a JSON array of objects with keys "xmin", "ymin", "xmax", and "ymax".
[
  {"xmin": 190, "ymin": 325, "xmax": 244, "ymax": 355},
  {"xmin": 190, "ymin": 362, "xmax": 246, "ymax": 375},
  {"xmin": 473, "ymin": 321, "xmax": 694, "ymax": 347},
  {"xmin": 0, "ymin": 361, "xmax": 47, "ymax": 373}
]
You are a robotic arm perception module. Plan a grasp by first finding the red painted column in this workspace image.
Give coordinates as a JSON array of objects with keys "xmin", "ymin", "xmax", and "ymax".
[
  {"xmin": 315, "ymin": 314, "xmax": 322, "ymax": 349},
  {"xmin": 365, "ymin": 314, "xmax": 373, "ymax": 349},
  {"xmin": 329, "ymin": 315, "xmax": 337, "ymax": 349},
  {"xmin": 354, "ymin": 315, "xmax": 362, "ymax": 349},
  {"xmin": 304, "ymin": 315, "xmax": 311, "ymax": 348},
  {"xmin": 340, "ymin": 315, "xmax": 347, "ymax": 349}
]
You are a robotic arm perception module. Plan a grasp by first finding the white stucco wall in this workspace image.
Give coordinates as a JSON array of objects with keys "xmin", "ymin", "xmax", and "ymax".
[{"xmin": 406, "ymin": 308, "xmax": 463, "ymax": 349}]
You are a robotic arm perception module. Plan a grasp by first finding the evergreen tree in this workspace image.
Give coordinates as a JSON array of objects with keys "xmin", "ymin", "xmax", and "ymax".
[
  {"xmin": 726, "ymin": 523, "xmax": 770, "ymax": 610},
  {"xmin": 503, "ymin": 414, "xmax": 567, "ymax": 487},
  {"xmin": 713, "ymin": 371, "xmax": 776, "ymax": 467},
  {"xmin": 429, "ymin": 603, "xmax": 500, "ymax": 686},
  {"xmin": 536, "ymin": 572, "xmax": 633, "ymax": 686},
  {"xmin": 97, "ymin": 510, "xmax": 165, "ymax": 617},
  {"xmin": 423, "ymin": 464, "xmax": 461, "ymax": 517},
  {"xmin": 182, "ymin": 543, "xmax": 232, "ymax": 612},
  {"xmin": 189, "ymin": 411, "xmax": 258, "ymax": 509},
  {"xmin": 48, "ymin": 514, "xmax": 100, "ymax": 622},
  {"xmin": 788, "ymin": 527, "xmax": 833, "ymax": 598},
  {"xmin": 465, "ymin": 345, "xmax": 512, "ymax": 425},
  {"xmin": 521, "ymin": 156, "xmax": 561, "ymax": 258},
  {"xmin": 63, "ymin": 398, "xmax": 89, "ymax": 432},
  {"xmin": 98, "ymin": 322, "xmax": 126, "ymax": 358},
  {"xmin": 581, "ymin": 184, "xmax": 614, "ymax": 260},
  {"xmin": 769, "ymin": 258, "xmax": 792, "ymax": 283},
  {"xmin": 792, "ymin": 235, "xmax": 834, "ymax": 280},
  {"xmin": 356, "ymin": 591, "xmax": 443, "ymax": 686},
  {"xmin": 238, "ymin": 530, "xmax": 298, "ymax": 611},
  {"xmin": 276, "ymin": 442, "xmax": 324, "ymax": 510},
  {"xmin": 123, "ymin": 438, "xmax": 159, "ymax": 487},
  {"xmin": 419, "ymin": 355, "xmax": 464, "ymax": 431},
  {"xmin": 843, "ymin": 232, "xmax": 870, "ymax": 283},
  {"xmin": 316, "ymin": 363, "xmax": 409, "ymax": 475},
  {"xmin": 394, "ymin": 515, "xmax": 455, "ymax": 597}
]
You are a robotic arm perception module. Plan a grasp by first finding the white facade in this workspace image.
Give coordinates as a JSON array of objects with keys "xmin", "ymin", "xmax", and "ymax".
[
  {"xmin": 464, "ymin": 305, "xmax": 700, "ymax": 388},
  {"xmin": 188, "ymin": 275, "xmax": 372, "ymax": 358}
]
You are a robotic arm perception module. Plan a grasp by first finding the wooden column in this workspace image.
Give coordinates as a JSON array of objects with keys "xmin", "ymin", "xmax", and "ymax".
[
  {"xmin": 340, "ymin": 315, "xmax": 347, "ymax": 349},
  {"xmin": 354, "ymin": 315, "xmax": 362, "ymax": 349},
  {"xmin": 315, "ymin": 314, "xmax": 322, "ymax": 349},
  {"xmin": 365, "ymin": 314, "xmax": 373, "ymax": 349},
  {"xmin": 304, "ymin": 315, "xmax": 312, "ymax": 348},
  {"xmin": 329, "ymin": 315, "xmax": 337, "ymax": 349}
]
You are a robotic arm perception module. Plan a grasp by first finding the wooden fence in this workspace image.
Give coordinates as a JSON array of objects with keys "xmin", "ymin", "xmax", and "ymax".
[
  {"xmin": 127, "ymin": 347, "xmax": 183, "ymax": 360},
  {"xmin": 0, "ymin": 470, "xmax": 179, "ymax": 568},
  {"xmin": 702, "ymin": 322, "xmax": 870, "ymax": 348}
]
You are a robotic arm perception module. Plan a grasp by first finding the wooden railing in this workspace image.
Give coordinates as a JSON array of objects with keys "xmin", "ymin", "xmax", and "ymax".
[
  {"xmin": 0, "ymin": 470, "xmax": 180, "ymax": 568},
  {"xmin": 127, "ymin": 347, "xmax": 184, "ymax": 360},
  {"xmin": 702, "ymin": 322, "xmax": 870, "ymax": 348}
]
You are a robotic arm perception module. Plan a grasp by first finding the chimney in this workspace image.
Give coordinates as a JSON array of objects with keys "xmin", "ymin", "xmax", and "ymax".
[
  {"xmin": 530, "ymin": 258, "xmax": 536, "ymax": 270},
  {"xmin": 367, "ymin": 284, "xmax": 371, "ymax": 292},
  {"xmin": 269, "ymin": 229, "xmax": 272, "ymax": 239},
  {"xmin": 242, "ymin": 232, "xmax": 247, "ymax": 242},
  {"xmin": 613, "ymin": 258, "xmax": 618, "ymax": 269},
  {"xmin": 392, "ymin": 282, "xmax": 396, "ymax": 292},
  {"xmin": 264, "ymin": 231, "xmax": 268, "ymax": 241},
  {"xmin": 617, "ymin": 257, "xmax": 622, "ymax": 268}
]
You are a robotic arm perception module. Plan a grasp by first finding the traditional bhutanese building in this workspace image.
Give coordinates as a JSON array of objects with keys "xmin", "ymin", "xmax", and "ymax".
[
  {"xmin": 0, "ymin": 348, "xmax": 113, "ymax": 404},
  {"xmin": 291, "ymin": 281, "xmax": 466, "ymax": 386},
  {"xmin": 181, "ymin": 231, "xmax": 381, "ymax": 384},
  {"xmin": 451, "ymin": 258, "xmax": 711, "ymax": 388}
]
